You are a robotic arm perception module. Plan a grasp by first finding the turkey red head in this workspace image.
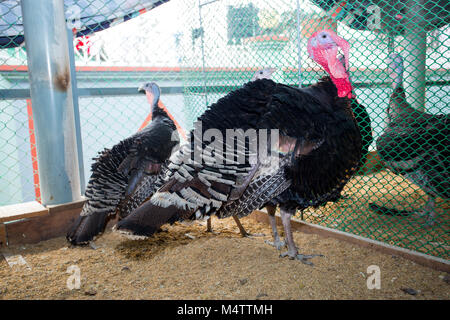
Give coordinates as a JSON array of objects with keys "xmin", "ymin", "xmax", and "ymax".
[{"xmin": 307, "ymin": 29, "xmax": 352, "ymax": 99}]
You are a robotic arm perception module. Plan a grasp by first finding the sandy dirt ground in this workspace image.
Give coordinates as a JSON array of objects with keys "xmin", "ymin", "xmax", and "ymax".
[{"xmin": 0, "ymin": 216, "xmax": 448, "ymax": 300}]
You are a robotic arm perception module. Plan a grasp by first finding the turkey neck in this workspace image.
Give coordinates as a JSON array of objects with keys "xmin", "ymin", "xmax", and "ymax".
[
  {"xmin": 387, "ymin": 65, "xmax": 407, "ymax": 126},
  {"xmin": 151, "ymin": 102, "xmax": 170, "ymax": 120}
]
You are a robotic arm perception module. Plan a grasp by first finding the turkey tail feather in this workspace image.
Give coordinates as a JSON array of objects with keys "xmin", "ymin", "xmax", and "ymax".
[
  {"xmin": 218, "ymin": 159, "xmax": 291, "ymax": 219},
  {"xmin": 116, "ymin": 201, "xmax": 182, "ymax": 238},
  {"xmin": 67, "ymin": 206, "xmax": 111, "ymax": 245},
  {"xmin": 117, "ymin": 173, "xmax": 161, "ymax": 219},
  {"xmin": 66, "ymin": 139, "xmax": 132, "ymax": 245}
]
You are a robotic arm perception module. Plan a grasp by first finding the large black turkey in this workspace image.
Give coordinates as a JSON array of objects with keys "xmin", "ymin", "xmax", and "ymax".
[
  {"xmin": 67, "ymin": 83, "xmax": 179, "ymax": 245},
  {"xmin": 263, "ymin": 55, "xmax": 372, "ymax": 256},
  {"xmin": 116, "ymin": 30, "xmax": 362, "ymax": 264},
  {"xmin": 370, "ymin": 52, "xmax": 449, "ymax": 226}
]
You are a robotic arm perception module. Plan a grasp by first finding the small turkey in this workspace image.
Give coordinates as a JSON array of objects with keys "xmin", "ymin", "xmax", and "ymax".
[
  {"xmin": 116, "ymin": 30, "xmax": 362, "ymax": 264},
  {"xmin": 370, "ymin": 52, "xmax": 449, "ymax": 226},
  {"xmin": 66, "ymin": 83, "xmax": 179, "ymax": 245}
]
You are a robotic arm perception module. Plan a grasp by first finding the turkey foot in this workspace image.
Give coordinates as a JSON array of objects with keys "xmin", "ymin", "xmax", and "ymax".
[
  {"xmin": 279, "ymin": 207, "xmax": 323, "ymax": 266},
  {"xmin": 279, "ymin": 250, "xmax": 323, "ymax": 265},
  {"xmin": 370, "ymin": 198, "xmax": 437, "ymax": 228},
  {"xmin": 414, "ymin": 198, "xmax": 437, "ymax": 227},
  {"xmin": 232, "ymin": 216, "xmax": 265, "ymax": 238},
  {"xmin": 265, "ymin": 239, "xmax": 286, "ymax": 250},
  {"xmin": 205, "ymin": 218, "xmax": 219, "ymax": 235}
]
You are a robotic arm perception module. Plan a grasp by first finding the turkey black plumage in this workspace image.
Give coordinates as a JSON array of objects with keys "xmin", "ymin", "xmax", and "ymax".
[
  {"xmin": 205, "ymin": 65, "xmax": 372, "ymax": 241},
  {"xmin": 261, "ymin": 55, "xmax": 373, "ymax": 254},
  {"xmin": 66, "ymin": 83, "xmax": 179, "ymax": 245},
  {"xmin": 115, "ymin": 30, "xmax": 362, "ymax": 264},
  {"xmin": 370, "ymin": 52, "xmax": 449, "ymax": 226},
  {"xmin": 263, "ymin": 90, "xmax": 372, "ymax": 254},
  {"xmin": 204, "ymin": 67, "xmax": 277, "ymax": 237},
  {"xmin": 338, "ymin": 54, "xmax": 373, "ymax": 170}
]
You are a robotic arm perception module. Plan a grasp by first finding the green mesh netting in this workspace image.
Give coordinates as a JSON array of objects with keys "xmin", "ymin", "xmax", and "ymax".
[
  {"xmin": 178, "ymin": 0, "xmax": 449, "ymax": 260},
  {"xmin": 0, "ymin": 0, "xmax": 448, "ymax": 259}
]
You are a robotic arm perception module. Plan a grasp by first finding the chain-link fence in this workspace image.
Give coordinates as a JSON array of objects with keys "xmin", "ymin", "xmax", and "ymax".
[
  {"xmin": 178, "ymin": 0, "xmax": 449, "ymax": 260},
  {"xmin": 0, "ymin": 0, "xmax": 448, "ymax": 259}
]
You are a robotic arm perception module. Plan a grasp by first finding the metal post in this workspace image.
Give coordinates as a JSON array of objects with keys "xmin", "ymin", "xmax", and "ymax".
[
  {"xmin": 401, "ymin": 0, "xmax": 427, "ymax": 111},
  {"xmin": 21, "ymin": 0, "xmax": 81, "ymax": 205},
  {"xmin": 295, "ymin": 0, "xmax": 303, "ymax": 88},
  {"xmin": 387, "ymin": 31, "xmax": 395, "ymax": 54},
  {"xmin": 198, "ymin": 0, "xmax": 208, "ymax": 107},
  {"xmin": 67, "ymin": 28, "xmax": 86, "ymax": 194}
]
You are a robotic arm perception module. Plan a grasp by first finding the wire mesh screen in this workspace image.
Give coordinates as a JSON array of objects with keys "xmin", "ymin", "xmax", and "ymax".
[
  {"xmin": 0, "ymin": 0, "xmax": 448, "ymax": 259},
  {"xmin": 0, "ymin": 1, "xmax": 34, "ymax": 205},
  {"xmin": 178, "ymin": 0, "xmax": 449, "ymax": 259},
  {"xmin": 0, "ymin": 0, "xmax": 184, "ymax": 205},
  {"xmin": 68, "ymin": 1, "xmax": 186, "ymax": 196}
]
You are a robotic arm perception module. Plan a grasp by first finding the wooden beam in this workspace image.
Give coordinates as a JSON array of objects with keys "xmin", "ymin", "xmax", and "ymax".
[
  {"xmin": 0, "ymin": 223, "xmax": 6, "ymax": 247},
  {"xmin": 2, "ymin": 198, "xmax": 123, "ymax": 247},
  {"xmin": 0, "ymin": 201, "xmax": 48, "ymax": 223},
  {"xmin": 5, "ymin": 200, "xmax": 85, "ymax": 246},
  {"xmin": 249, "ymin": 210, "xmax": 450, "ymax": 273}
]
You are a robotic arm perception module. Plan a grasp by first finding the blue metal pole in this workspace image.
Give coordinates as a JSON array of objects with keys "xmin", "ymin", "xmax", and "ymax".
[
  {"xmin": 67, "ymin": 28, "xmax": 86, "ymax": 194},
  {"xmin": 295, "ymin": 0, "xmax": 303, "ymax": 88},
  {"xmin": 198, "ymin": 0, "xmax": 208, "ymax": 108},
  {"xmin": 21, "ymin": 0, "xmax": 81, "ymax": 205}
]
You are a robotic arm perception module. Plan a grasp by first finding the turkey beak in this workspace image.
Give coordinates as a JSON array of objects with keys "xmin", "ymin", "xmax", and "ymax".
[
  {"xmin": 140, "ymin": 86, "xmax": 155, "ymax": 107},
  {"xmin": 139, "ymin": 85, "xmax": 155, "ymax": 108}
]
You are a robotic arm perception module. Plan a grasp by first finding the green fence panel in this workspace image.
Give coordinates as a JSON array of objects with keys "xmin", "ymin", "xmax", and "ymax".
[{"xmin": 0, "ymin": 0, "xmax": 448, "ymax": 259}]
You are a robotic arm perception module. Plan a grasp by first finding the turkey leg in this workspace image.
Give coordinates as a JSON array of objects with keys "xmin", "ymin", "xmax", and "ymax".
[
  {"xmin": 264, "ymin": 205, "xmax": 285, "ymax": 250},
  {"xmin": 417, "ymin": 197, "xmax": 437, "ymax": 227},
  {"xmin": 206, "ymin": 215, "xmax": 264, "ymax": 237},
  {"xmin": 279, "ymin": 207, "xmax": 323, "ymax": 265}
]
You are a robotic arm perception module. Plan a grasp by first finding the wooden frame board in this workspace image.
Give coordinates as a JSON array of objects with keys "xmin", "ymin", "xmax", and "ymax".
[
  {"xmin": 249, "ymin": 210, "xmax": 450, "ymax": 273},
  {"xmin": 0, "ymin": 201, "xmax": 48, "ymax": 223}
]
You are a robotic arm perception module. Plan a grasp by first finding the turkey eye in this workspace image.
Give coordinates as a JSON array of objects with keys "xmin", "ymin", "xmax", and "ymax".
[{"xmin": 322, "ymin": 34, "xmax": 327, "ymax": 38}]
